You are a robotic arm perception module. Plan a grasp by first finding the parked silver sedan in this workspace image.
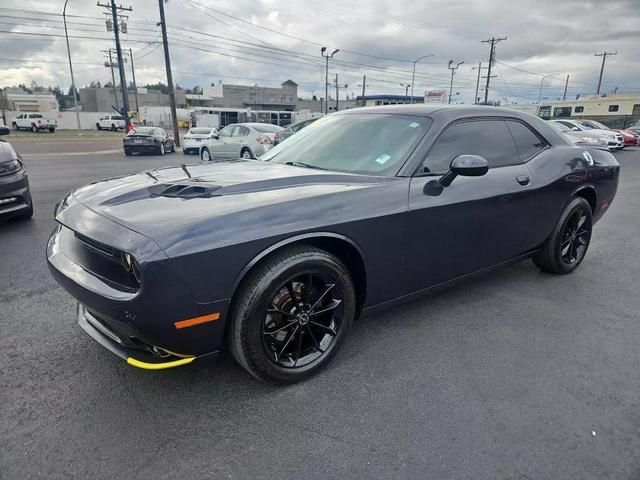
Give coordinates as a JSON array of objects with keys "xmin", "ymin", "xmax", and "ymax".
[{"xmin": 199, "ymin": 123, "xmax": 283, "ymax": 161}]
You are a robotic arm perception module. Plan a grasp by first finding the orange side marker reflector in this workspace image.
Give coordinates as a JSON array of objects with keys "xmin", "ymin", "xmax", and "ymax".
[{"xmin": 174, "ymin": 312, "xmax": 220, "ymax": 329}]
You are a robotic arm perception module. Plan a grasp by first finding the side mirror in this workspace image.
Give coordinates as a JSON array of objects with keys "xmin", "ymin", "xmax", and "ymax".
[
  {"xmin": 0, "ymin": 125, "xmax": 10, "ymax": 136},
  {"xmin": 572, "ymin": 127, "xmax": 580, "ymax": 131},
  {"xmin": 440, "ymin": 155, "xmax": 489, "ymax": 187}
]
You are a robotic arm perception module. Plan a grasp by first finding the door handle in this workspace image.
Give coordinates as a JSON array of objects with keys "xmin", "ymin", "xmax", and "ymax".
[{"xmin": 516, "ymin": 175, "xmax": 530, "ymax": 186}]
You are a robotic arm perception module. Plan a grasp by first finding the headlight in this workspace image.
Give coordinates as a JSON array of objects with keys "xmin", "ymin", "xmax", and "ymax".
[
  {"xmin": 580, "ymin": 137, "xmax": 599, "ymax": 144},
  {"xmin": 121, "ymin": 252, "xmax": 141, "ymax": 283},
  {"xmin": 0, "ymin": 159, "xmax": 21, "ymax": 177}
]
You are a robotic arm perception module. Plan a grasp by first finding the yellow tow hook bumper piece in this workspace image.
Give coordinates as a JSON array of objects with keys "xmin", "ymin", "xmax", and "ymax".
[{"xmin": 126, "ymin": 356, "xmax": 195, "ymax": 370}]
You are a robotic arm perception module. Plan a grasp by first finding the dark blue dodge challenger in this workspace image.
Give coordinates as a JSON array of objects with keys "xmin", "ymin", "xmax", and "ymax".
[{"xmin": 47, "ymin": 105, "xmax": 620, "ymax": 383}]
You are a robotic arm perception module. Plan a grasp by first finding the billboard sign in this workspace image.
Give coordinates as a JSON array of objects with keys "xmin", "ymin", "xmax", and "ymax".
[{"xmin": 425, "ymin": 90, "xmax": 447, "ymax": 104}]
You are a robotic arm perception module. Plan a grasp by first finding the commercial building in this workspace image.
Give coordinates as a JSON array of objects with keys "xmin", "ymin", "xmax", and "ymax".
[
  {"xmin": 356, "ymin": 94, "xmax": 425, "ymax": 107},
  {"xmin": 1, "ymin": 89, "xmax": 59, "ymax": 112},
  {"xmin": 79, "ymin": 87, "xmax": 187, "ymax": 113}
]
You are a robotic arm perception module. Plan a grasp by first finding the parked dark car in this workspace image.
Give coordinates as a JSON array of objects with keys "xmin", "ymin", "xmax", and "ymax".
[
  {"xmin": 123, "ymin": 127, "xmax": 175, "ymax": 156},
  {"xmin": 47, "ymin": 105, "xmax": 619, "ymax": 383},
  {"xmin": 273, "ymin": 117, "xmax": 318, "ymax": 145},
  {"xmin": 0, "ymin": 125, "xmax": 33, "ymax": 221}
]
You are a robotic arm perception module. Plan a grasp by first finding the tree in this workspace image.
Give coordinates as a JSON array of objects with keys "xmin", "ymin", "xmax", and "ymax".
[
  {"xmin": 143, "ymin": 82, "xmax": 169, "ymax": 94},
  {"xmin": 67, "ymin": 86, "xmax": 79, "ymax": 98},
  {"xmin": 88, "ymin": 80, "xmax": 102, "ymax": 88},
  {"xmin": 51, "ymin": 86, "xmax": 65, "ymax": 109},
  {"xmin": 312, "ymin": 95, "xmax": 318, "ymax": 101}
]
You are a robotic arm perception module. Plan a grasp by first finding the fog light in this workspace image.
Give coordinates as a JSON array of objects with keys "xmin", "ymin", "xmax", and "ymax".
[{"xmin": 0, "ymin": 197, "xmax": 17, "ymax": 205}]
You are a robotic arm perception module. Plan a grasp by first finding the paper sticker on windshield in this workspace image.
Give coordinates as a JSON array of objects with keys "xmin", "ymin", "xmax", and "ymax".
[
  {"xmin": 375, "ymin": 154, "xmax": 391, "ymax": 165},
  {"xmin": 409, "ymin": 122, "xmax": 420, "ymax": 128}
]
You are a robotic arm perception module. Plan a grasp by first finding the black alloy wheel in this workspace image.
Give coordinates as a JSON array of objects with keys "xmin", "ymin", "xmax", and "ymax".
[
  {"xmin": 229, "ymin": 245, "xmax": 356, "ymax": 383},
  {"xmin": 261, "ymin": 272, "xmax": 344, "ymax": 369},
  {"xmin": 533, "ymin": 196, "xmax": 592, "ymax": 274}
]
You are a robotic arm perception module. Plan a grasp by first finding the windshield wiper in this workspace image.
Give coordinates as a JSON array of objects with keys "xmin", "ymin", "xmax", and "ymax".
[{"xmin": 284, "ymin": 161, "xmax": 328, "ymax": 171}]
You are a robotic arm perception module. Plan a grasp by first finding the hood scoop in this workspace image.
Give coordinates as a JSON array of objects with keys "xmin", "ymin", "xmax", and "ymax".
[{"xmin": 147, "ymin": 183, "xmax": 223, "ymax": 199}]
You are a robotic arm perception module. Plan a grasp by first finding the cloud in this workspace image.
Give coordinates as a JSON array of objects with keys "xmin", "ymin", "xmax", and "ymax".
[{"xmin": 0, "ymin": 0, "xmax": 638, "ymax": 103}]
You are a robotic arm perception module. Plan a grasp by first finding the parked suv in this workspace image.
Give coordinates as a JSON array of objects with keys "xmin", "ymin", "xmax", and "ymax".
[
  {"xmin": 0, "ymin": 125, "xmax": 33, "ymax": 220},
  {"xmin": 12, "ymin": 113, "xmax": 57, "ymax": 133},
  {"xmin": 96, "ymin": 115, "xmax": 127, "ymax": 131}
]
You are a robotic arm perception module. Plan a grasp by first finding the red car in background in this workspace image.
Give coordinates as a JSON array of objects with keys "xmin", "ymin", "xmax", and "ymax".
[{"xmin": 578, "ymin": 120, "xmax": 639, "ymax": 147}]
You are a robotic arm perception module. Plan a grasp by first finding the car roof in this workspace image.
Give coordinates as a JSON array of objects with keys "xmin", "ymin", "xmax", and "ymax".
[{"xmin": 336, "ymin": 104, "xmax": 548, "ymax": 123}]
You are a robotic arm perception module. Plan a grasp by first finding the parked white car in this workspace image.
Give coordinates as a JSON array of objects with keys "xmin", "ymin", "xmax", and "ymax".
[
  {"xmin": 199, "ymin": 123, "xmax": 283, "ymax": 161},
  {"xmin": 551, "ymin": 119, "xmax": 623, "ymax": 150},
  {"xmin": 547, "ymin": 121, "xmax": 608, "ymax": 148},
  {"xmin": 96, "ymin": 114, "xmax": 126, "ymax": 131},
  {"xmin": 12, "ymin": 113, "xmax": 57, "ymax": 133},
  {"xmin": 182, "ymin": 127, "xmax": 218, "ymax": 155}
]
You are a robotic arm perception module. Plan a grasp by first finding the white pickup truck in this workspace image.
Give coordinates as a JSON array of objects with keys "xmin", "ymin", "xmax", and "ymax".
[
  {"xmin": 96, "ymin": 114, "xmax": 127, "ymax": 131},
  {"xmin": 12, "ymin": 113, "xmax": 57, "ymax": 133}
]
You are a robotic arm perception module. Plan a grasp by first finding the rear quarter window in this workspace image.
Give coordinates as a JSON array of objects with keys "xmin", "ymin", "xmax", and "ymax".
[{"xmin": 506, "ymin": 121, "xmax": 547, "ymax": 161}]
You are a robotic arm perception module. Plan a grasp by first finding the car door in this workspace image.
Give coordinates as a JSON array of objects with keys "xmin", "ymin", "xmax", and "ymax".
[
  {"xmin": 210, "ymin": 125, "xmax": 236, "ymax": 159},
  {"xmin": 231, "ymin": 125, "xmax": 251, "ymax": 158},
  {"xmin": 402, "ymin": 118, "xmax": 533, "ymax": 294}
]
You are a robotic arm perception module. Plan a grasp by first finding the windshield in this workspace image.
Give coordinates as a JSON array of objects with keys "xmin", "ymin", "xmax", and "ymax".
[
  {"xmin": 262, "ymin": 113, "xmax": 431, "ymax": 175},
  {"xmin": 253, "ymin": 124, "xmax": 283, "ymax": 133},
  {"xmin": 549, "ymin": 122, "xmax": 571, "ymax": 133},
  {"xmin": 189, "ymin": 128, "xmax": 213, "ymax": 134},
  {"xmin": 128, "ymin": 127, "xmax": 155, "ymax": 135},
  {"xmin": 588, "ymin": 120, "xmax": 609, "ymax": 130}
]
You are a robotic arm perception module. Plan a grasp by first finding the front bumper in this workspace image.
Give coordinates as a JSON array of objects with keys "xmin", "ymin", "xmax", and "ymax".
[
  {"xmin": 0, "ymin": 170, "xmax": 32, "ymax": 218},
  {"xmin": 47, "ymin": 199, "xmax": 230, "ymax": 367}
]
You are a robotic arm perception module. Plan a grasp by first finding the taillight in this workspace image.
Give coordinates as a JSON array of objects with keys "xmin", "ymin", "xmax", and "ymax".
[
  {"xmin": 37, "ymin": 119, "xmax": 41, "ymax": 124},
  {"xmin": 257, "ymin": 135, "xmax": 272, "ymax": 145}
]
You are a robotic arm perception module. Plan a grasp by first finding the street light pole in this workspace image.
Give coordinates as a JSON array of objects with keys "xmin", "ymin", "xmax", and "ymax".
[
  {"xmin": 63, "ymin": 0, "xmax": 81, "ymax": 130},
  {"xmin": 321, "ymin": 47, "xmax": 339, "ymax": 114},
  {"xmin": 400, "ymin": 84, "xmax": 411, "ymax": 103},
  {"xmin": 537, "ymin": 73, "xmax": 558, "ymax": 104},
  {"xmin": 410, "ymin": 54, "xmax": 434, "ymax": 103},
  {"xmin": 472, "ymin": 62, "xmax": 482, "ymax": 104},
  {"xmin": 448, "ymin": 60, "xmax": 464, "ymax": 104}
]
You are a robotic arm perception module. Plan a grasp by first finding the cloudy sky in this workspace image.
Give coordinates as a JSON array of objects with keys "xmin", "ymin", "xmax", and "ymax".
[{"xmin": 1, "ymin": 0, "xmax": 638, "ymax": 104}]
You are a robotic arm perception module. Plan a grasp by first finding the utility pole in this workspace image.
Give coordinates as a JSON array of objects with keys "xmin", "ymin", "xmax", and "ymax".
[
  {"xmin": 594, "ymin": 51, "xmax": 617, "ymax": 95},
  {"xmin": 129, "ymin": 48, "xmax": 139, "ymax": 114},
  {"xmin": 400, "ymin": 84, "xmax": 411, "ymax": 103},
  {"xmin": 361, "ymin": 74, "xmax": 366, "ymax": 106},
  {"xmin": 97, "ymin": 0, "xmax": 132, "ymax": 123},
  {"xmin": 563, "ymin": 74, "xmax": 569, "ymax": 101},
  {"xmin": 321, "ymin": 47, "xmax": 339, "ymax": 114},
  {"xmin": 447, "ymin": 60, "xmax": 464, "ymax": 104},
  {"xmin": 329, "ymin": 74, "xmax": 348, "ymax": 112},
  {"xmin": 104, "ymin": 50, "xmax": 118, "ymax": 104},
  {"xmin": 157, "ymin": 0, "xmax": 180, "ymax": 147},
  {"xmin": 410, "ymin": 54, "xmax": 434, "ymax": 103},
  {"xmin": 472, "ymin": 62, "xmax": 484, "ymax": 104},
  {"xmin": 63, "ymin": 0, "xmax": 81, "ymax": 129},
  {"xmin": 481, "ymin": 36, "xmax": 507, "ymax": 104}
]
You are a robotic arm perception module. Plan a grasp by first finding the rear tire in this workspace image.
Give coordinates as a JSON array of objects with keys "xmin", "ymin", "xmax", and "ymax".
[
  {"xmin": 241, "ymin": 147, "xmax": 253, "ymax": 159},
  {"xmin": 532, "ymin": 197, "xmax": 592, "ymax": 274},
  {"xmin": 201, "ymin": 147, "xmax": 211, "ymax": 162},
  {"xmin": 96, "ymin": 123, "xmax": 101, "ymax": 130},
  {"xmin": 124, "ymin": 149, "xmax": 132, "ymax": 156},
  {"xmin": 12, "ymin": 122, "xmax": 17, "ymax": 131},
  {"xmin": 48, "ymin": 127, "xmax": 55, "ymax": 133},
  {"xmin": 31, "ymin": 125, "xmax": 38, "ymax": 133},
  {"xmin": 228, "ymin": 245, "xmax": 356, "ymax": 383}
]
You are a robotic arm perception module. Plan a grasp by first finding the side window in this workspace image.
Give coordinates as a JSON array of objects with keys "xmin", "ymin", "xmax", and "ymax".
[
  {"xmin": 506, "ymin": 121, "xmax": 547, "ymax": 161},
  {"xmin": 233, "ymin": 126, "xmax": 250, "ymax": 137},
  {"xmin": 422, "ymin": 120, "xmax": 520, "ymax": 174},
  {"xmin": 574, "ymin": 106, "xmax": 584, "ymax": 113},
  {"xmin": 557, "ymin": 120, "xmax": 576, "ymax": 129},
  {"xmin": 217, "ymin": 126, "xmax": 235, "ymax": 138},
  {"xmin": 608, "ymin": 105, "xmax": 619, "ymax": 112}
]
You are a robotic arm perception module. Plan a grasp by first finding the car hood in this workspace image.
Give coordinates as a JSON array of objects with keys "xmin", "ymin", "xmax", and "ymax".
[
  {"xmin": 584, "ymin": 128, "xmax": 617, "ymax": 138},
  {"xmin": 67, "ymin": 159, "xmax": 397, "ymax": 248}
]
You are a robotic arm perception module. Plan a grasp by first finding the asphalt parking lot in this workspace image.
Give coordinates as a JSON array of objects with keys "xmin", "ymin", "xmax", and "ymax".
[{"xmin": 2, "ymin": 140, "xmax": 639, "ymax": 479}]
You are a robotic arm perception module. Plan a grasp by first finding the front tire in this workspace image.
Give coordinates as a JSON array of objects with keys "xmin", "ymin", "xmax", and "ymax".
[
  {"xmin": 111, "ymin": 123, "xmax": 117, "ymax": 131},
  {"xmin": 96, "ymin": 123, "xmax": 101, "ymax": 130},
  {"xmin": 48, "ymin": 127, "xmax": 55, "ymax": 133},
  {"xmin": 158, "ymin": 142, "xmax": 165, "ymax": 155},
  {"xmin": 31, "ymin": 125, "xmax": 38, "ymax": 133},
  {"xmin": 229, "ymin": 245, "xmax": 356, "ymax": 383},
  {"xmin": 533, "ymin": 197, "xmax": 592, "ymax": 274}
]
